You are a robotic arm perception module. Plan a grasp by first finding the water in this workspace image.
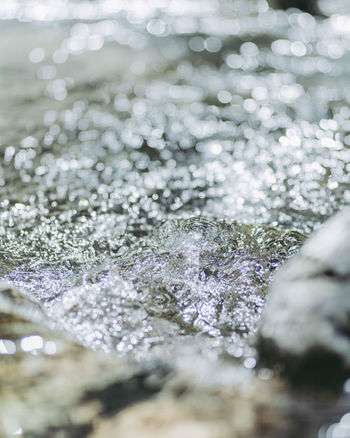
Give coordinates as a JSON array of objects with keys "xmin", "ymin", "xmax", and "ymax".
[
  {"xmin": 0, "ymin": 0, "xmax": 349, "ymax": 394},
  {"xmin": 44, "ymin": 217, "xmax": 304, "ymax": 361}
]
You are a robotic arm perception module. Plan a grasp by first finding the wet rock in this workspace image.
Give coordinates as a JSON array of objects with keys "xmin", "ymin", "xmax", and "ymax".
[
  {"xmin": 90, "ymin": 382, "xmax": 285, "ymax": 438},
  {"xmin": 0, "ymin": 283, "xmax": 171, "ymax": 437},
  {"xmin": 272, "ymin": 0, "xmax": 322, "ymax": 15},
  {"xmin": 89, "ymin": 377, "xmax": 348, "ymax": 438},
  {"xmin": 1, "ymin": 282, "xmax": 349, "ymax": 438},
  {"xmin": 256, "ymin": 209, "xmax": 350, "ymax": 389},
  {"xmin": 0, "ymin": 283, "xmax": 47, "ymax": 324}
]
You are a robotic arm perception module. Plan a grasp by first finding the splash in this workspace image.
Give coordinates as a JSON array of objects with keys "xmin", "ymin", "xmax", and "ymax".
[{"xmin": 45, "ymin": 218, "xmax": 305, "ymax": 361}]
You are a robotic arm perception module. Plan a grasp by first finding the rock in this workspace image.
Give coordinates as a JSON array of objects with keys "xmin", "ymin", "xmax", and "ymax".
[
  {"xmin": 89, "ymin": 377, "xmax": 348, "ymax": 438},
  {"xmin": 0, "ymin": 283, "xmax": 171, "ymax": 437},
  {"xmin": 1, "ymin": 282, "xmax": 349, "ymax": 438},
  {"xmin": 271, "ymin": 0, "xmax": 323, "ymax": 15},
  {"xmin": 256, "ymin": 209, "xmax": 350, "ymax": 389},
  {"xmin": 90, "ymin": 381, "xmax": 288, "ymax": 438}
]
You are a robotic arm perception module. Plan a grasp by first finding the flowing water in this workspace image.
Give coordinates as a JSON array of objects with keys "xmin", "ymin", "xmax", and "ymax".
[{"xmin": 0, "ymin": 0, "xmax": 350, "ymax": 434}]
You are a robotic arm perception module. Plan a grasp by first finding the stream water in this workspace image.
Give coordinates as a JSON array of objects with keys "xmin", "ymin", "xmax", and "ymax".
[{"xmin": 0, "ymin": 1, "xmax": 350, "ymax": 435}]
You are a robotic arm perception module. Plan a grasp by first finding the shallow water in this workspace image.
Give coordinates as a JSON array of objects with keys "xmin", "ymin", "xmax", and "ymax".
[
  {"xmin": 44, "ymin": 217, "xmax": 304, "ymax": 363},
  {"xmin": 0, "ymin": 0, "xmax": 349, "ymax": 391}
]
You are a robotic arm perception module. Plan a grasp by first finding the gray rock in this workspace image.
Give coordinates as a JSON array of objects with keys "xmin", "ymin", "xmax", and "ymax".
[
  {"xmin": 1, "ymin": 282, "xmax": 349, "ymax": 438},
  {"xmin": 0, "ymin": 283, "xmax": 171, "ymax": 437},
  {"xmin": 256, "ymin": 209, "xmax": 350, "ymax": 388},
  {"xmin": 271, "ymin": 0, "xmax": 323, "ymax": 15}
]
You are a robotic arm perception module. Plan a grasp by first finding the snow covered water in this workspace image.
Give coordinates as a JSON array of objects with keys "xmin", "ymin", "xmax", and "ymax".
[{"xmin": 0, "ymin": 0, "xmax": 349, "ymax": 369}]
